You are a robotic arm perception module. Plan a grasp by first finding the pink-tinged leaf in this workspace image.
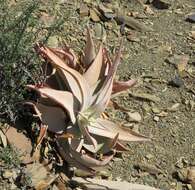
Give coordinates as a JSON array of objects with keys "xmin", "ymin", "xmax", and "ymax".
[
  {"xmin": 25, "ymin": 101, "xmax": 67, "ymax": 133},
  {"xmin": 78, "ymin": 117, "xmax": 98, "ymax": 150},
  {"xmin": 24, "ymin": 101, "xmax": 42, "ymax": 119},
  {"xmin": 37, "ymin": 104, "xmax": 67, "ymax": 133},
  {"xmin": 36, "ymin": 44, "xmax": 91, "ymax": 111},
  {"xmin": 45, "ymin": 69, "xmax": 67, "ymax": 90},
  {"xmin": 91, "ymin": 40, "xmax": 123, "ymax": 114},
  {"xmin": 36, "ymin": 124, "xmax": 48, "ymax": 148},
  {"xmin": 68, "ymin": 138, "xmax": 114, "ymax": 168},
  {"xmin": 102, "ymin": 47, "xmax": 112, "ymax": 76},
  {"xmin": 112, "ymin": 79, "xmax": 137, "ymax": 94},
  {"xmin": 82, "ymin": 142, "xmax": 104, "ymax": 154},
  {"xmin": 51, "ymin": 47, "xmax": 77, "ymax": 68},
  {"xmin": 56, "ymin": 138, "xmax": 95, "ymax": 173},
  {"xmin": 42, "ymin": 62, "xmax": 66, "ymax": 90},
  {"xmin": 95, "ymin": 133, "xmax": 119, "ymax": 154},
  {"xmin": 82, "ymin": 27, "xmax": 96, "ymax": 66},
  {"xmin": 27, "ymin": 85, "xmax": 77, "ymax": 124},
  {"xmin": 89, "ymin": 118, "xmax": 149, "ymax": 142},
  {"xmin": 108, "ymin": 133, "xmax": 119, "ymax": 150},
  {"xmin": 108, "ymin": 100, "xmax": 130, "ymax": 112},
  {"xmin": 114, "ymin": 141, "xmax": 129, "ymax": 152},
  {"xmin": 84, "ymin": 45, "xmax": 103, "ymax": 87}
]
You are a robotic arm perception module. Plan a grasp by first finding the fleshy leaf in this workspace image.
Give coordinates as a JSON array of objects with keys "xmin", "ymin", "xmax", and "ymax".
[
  {"xmin": 89, "ymin": 118, "xmax": 149, "ymax": 142},
  {"xmin": 68, "ymin": 138, "xmax": 114, "ymax": 168},
  {"xmin": 95, "ymin": 133, "xmax": 119, "ymax": 154},
  {"xmin": 51, "ymin": 46, "xmax": 77, "ymax": 68},
  {"xmin": 25, "ymin": 101, "xmax": 67, "ymax": 133},
  {"xmin": 27, "ymin": 85, "xmax": 77, "ymax": 124},
  {"xmin": 112, "ymin": 79, "xmax": 137, "ymax": 94},
  {"xmin": 78, "ymin": 114, "xmax": 98, "ymax": 150},
  {"xmin": 91, "ymin": 40, "xmax": 123, "ymax": 114},
  {"xmin": 82, "ymin": 27, "xmax": 96, "ymax": 66},
  {"xmin": 36, "ymin": 44, "xmax": 91, "ymax": 111},
  {"xmin": 114, "ymin": 141, "xmax": 129, "ymax": 152},
  {"xmin": 84, "ymin": 45, "xmax": 103, "ymax": 87},
  {"xmin": 57, "ymin": 138, "xmax": 95, "ymax": 173},
  {"xmin": 37, "ymin": 104, "xmax": 67, "ymax": 133}
]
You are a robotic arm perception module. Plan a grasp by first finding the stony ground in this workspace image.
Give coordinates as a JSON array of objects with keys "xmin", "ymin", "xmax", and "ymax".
[{"xmin": 0, "ymin": 0, "xmax": 195, "ymax": 189}]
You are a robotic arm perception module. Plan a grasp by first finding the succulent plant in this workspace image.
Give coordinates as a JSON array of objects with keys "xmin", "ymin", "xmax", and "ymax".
[{"xmin": 26, "ymin": 28, "xmax": 149, "ymax": 172}]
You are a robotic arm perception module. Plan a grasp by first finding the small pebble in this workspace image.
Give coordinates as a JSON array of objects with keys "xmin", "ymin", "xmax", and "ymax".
[
  {"xmin": 154, "ymin": 116, "xmax": 159, "ymax": 122},
  {"xmin": 169, "ymin": 75, "xmax": 184, "ymax": 87},
  {"xmin": 186, "ymin": 13, "xmax": 195, "ymax": 23}
]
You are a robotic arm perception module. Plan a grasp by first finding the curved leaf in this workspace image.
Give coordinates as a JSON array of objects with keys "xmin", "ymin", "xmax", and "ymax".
[
  {"xmin": 112, "ymin": 79, "xmax": 137, "ymax": 94},
  {"xmin": 56, "ymin": 138, "xmax": 95, "ymax": 173},
  {"xmin": 84, "ymin": 45, "xmax": 103, "ymax": 87},
  {"xmin": 89, "ymin": 118, "xmax": 150, "ymax": 142},
  {"xmin": 27, "ymin": 85, "xmax": 77, "ymax": 124},
  {"xmin": 36, "ymin": 44, "xmax": 91, "ymax": 111},
  {"xmin": 68, "ymin": 138, "xmax": 114, "ymax": 168},
  {"xmin": 78, "ymin": 115, "xmax": 98, "ymax": 150},
  {"xmin": 91, "ymin": 40, "xmax": 123, "ymax": 114},
  {"xmin": 82, "ymin": 27, "xmax": 96, "ymax": 66},
  {"xmin": 51, "ymin": 47, "xmax": 77, "ymax": 68}
]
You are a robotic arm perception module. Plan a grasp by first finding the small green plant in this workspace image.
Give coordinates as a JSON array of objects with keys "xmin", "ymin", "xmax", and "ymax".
[
  {"xmin": 0, "ymin": 146, "xmax": 20, "ymax": 167},
  {"xmin": 0, "ymin": 0, "xmax": 65, "ymax": 122}
]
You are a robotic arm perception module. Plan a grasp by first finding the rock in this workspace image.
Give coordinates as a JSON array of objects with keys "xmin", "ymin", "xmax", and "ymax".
[
  {"xmin": 129, "ymin": 91, "xmax": 161, "ymax": 102},
  {"xmin": 70, "ymin": 177, "xmax": 160, "ymax": 190},
  {"xmin": 190, "ymin": 31, "xmax": 195, "ymax": 39},
  {"xmin": 151, "ymin": 0, "xmax": 171, "ymax": 10},
  {"xmin": 165, "ymin": 54, "xmax": 189, "ymax": 70},
  {"xmin": 153, "ymin": 116, "xmax": 159, "ymax": 122},
  {"xmin": 126, "ymin": 33, "xmax": 140, "ymax": 42},
  {"xmin": 167, "ymin": 103, "xmax": 180, "ymax": 112},
  {"xmin": 156, "ymin": 111, "xmax": 168, "ymax": 117},
  {"xmin": 144, "ymin": 5, "xmax": 154, "ymax": 15},
  {"xmin": 175, "ymin": 159, "xmax": 185, "ymax": 169},
  {"xmin": 145, "ymin": 154, "xmax": 154, "ymax": 160},
  {"xmin": 25, "ymin": 162, "xmax": 57, "ymax": 189},
  {"xmin": 90, "ymin": 9, "xmax": 101, "ymax": 22},
  {"xmin": 83, "ymin": 0, "xmax": 91, "ymax": 3},
  {"xmin": 169, "ymin": 75, "xmax": 184, "ymax": 88},
  {"xmin": 128, "ymin": 112, "xmax": 142, "ymax": 122},
  {"xmin": 5, "ymin": 126, "xmax": 33, "ymax": 164},
  {"xmin": 94, "ymin": 23, "xmax": 104, "ymax": 39},
  {"xmin": 134, "ymin": 163, "xmax": 163, "ymax": 175},
  {"xmin": 79, "ymin": 4, "xmax": 89, "ymax": 17},
  {"xmin": 152, "ymin": 107, "xmax": 160, "ymax": 114},
  {"xmin": 188, "ymin": 167, "xmax": 195, "ymax": 188},
  {"xmin": 2, "ymin": 170, "xmax": 14, "ymax": 179},
  {"xmin": 115, "ymin": 13, "xmax": 152, "ymax": 32},
  {"xmin": 186, "ymin": 13, "xmax": 195, "ymax": 23},
  {"xmin": 10, "ymin": 183, "xmax": 18, "ymax": 190},
  {"xmin": 98, "ymin": 4, "xmax": 114, "ymax": 20}
]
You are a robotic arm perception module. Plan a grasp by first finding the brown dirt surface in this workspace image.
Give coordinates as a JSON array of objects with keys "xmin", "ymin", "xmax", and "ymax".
[{"xmin": 0, "ymin": 0, "xmax": 195, "ymax": 189}]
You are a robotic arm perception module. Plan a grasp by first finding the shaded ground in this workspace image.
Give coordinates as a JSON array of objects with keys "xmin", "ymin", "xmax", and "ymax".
[{"xmin": 0, "ymin": 0, "xmax": 195, "ymax": 189}]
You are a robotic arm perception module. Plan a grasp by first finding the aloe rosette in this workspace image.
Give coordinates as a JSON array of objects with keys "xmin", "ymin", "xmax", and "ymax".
[{"xmin": 26, "ymin": 28, "xmax": 149, "ymax": 172}]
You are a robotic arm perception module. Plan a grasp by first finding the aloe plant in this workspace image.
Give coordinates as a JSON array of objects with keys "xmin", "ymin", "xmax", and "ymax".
[{"xmin": 26, "ymin": 28, "xmax": 149, "ymax": 172}]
